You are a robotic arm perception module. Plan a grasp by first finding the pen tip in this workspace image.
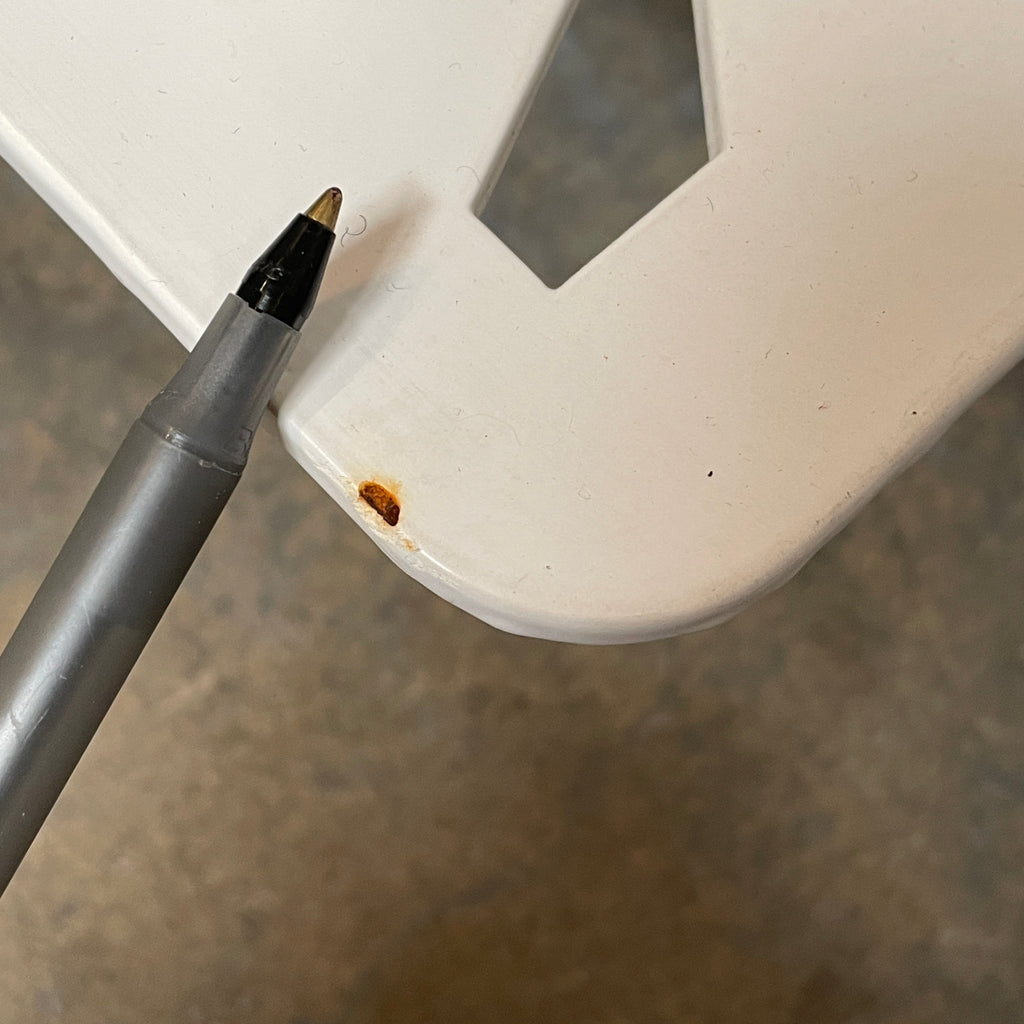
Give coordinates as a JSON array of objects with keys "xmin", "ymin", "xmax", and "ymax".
[{"xmin": 305, "ymin": 187, "xmax": 343, "ymax": 231}]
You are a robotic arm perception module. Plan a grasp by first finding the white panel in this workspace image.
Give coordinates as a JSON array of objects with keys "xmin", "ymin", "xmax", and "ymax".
[{"xmin": 2, "ymin": 1, "xmax": 1022, "ymax": 641}]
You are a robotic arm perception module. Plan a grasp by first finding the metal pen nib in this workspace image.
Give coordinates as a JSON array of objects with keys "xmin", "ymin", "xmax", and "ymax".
[
  {"xmin": 305, "ymin": 187, "xmax": 343, "ymax": 231},
  {"xmin": 235, "ymin": 186, "xmax": 341, "ymax": 330}
]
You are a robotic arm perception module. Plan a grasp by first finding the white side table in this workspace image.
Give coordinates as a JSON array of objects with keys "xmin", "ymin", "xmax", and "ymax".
[{"xmin": 2, "ymin": 0, "xmax": 1022, "ymax": 641}]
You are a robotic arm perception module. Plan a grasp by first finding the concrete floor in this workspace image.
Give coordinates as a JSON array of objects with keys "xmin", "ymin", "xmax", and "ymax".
[{"xmin": 3, "ymin": 4, "xmax": 1024, "ymax": 1019}]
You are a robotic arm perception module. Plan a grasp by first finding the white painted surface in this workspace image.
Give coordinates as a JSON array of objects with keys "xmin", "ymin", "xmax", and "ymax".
[{"xmin": 2, "ymin": 1, "xmax": 1023, "ymax": 641}]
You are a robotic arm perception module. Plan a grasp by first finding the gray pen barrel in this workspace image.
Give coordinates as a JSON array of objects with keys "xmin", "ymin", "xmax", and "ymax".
[{"xmin": 0, "ymin": 419, "xmax": 239, "ymax": 889}]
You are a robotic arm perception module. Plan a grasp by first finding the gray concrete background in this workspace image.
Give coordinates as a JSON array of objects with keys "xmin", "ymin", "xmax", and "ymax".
[{"xmin": 2, "ymin": 2, "xmax": 1024, "ymax": 1020}]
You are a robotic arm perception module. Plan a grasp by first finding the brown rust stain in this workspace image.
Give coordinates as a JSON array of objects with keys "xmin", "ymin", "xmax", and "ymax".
[{"xmin": 359, "ymin": 481, "xmax": 401, "ymax": 526}]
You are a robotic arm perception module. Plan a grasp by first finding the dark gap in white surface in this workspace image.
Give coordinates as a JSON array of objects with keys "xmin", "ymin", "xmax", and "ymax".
[{"xmin": 479, "ymin": 0, "xmax": 709, "ymax": 288}]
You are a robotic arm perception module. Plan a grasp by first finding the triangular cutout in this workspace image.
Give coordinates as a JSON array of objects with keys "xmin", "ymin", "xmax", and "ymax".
[{"xmin": 479, "ymin": 0, "xmax": 710, "ymax": 288}]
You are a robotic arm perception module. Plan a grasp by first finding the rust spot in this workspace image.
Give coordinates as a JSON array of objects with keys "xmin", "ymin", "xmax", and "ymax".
[{"xmin": 359, "ymin": 482, "xmax": 400, "ymax": 526}]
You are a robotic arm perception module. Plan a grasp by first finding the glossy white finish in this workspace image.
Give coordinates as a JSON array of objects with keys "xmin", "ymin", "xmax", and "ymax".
[{"xmin": 2, "ymin": 1, "xmax": 1023, "ymax": 642}]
